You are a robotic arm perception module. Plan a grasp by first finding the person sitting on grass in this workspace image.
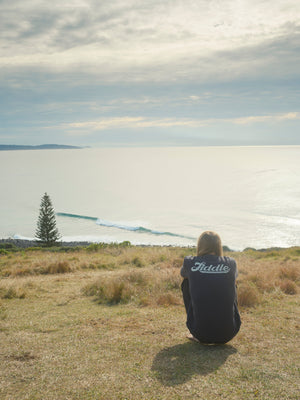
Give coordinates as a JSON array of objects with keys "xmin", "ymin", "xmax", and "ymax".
[{"xmin": 181, "ymin": 231, "xmax": 241, "ymax": 344}]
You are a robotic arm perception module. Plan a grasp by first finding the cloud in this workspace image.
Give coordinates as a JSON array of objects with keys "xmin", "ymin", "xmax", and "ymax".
[
  {"xmin": 1, "ymin": 0, "xmax": 299, "ymax": 146},
  {"xmin": 232, "ymin": 112, "xmax": 300, "ymax": 125},
  {"xmin": 63, "ymin": 111, "xmax": 300, "ymax": 136},
  {"xmin": 1, "ymin": 0, "xmax": 300, "ymax": 84},
  {"xmin": 66, "ymin": 117, "xmax": 206, "ymax": 134}
]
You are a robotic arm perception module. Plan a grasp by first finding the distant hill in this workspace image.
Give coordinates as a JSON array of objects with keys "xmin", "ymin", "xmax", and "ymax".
[{"xmin": 0, "ymin": 144, "xmax": 83, "ymax": 151}]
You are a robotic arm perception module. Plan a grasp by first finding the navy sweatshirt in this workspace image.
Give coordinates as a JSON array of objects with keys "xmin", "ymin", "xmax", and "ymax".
[{"xmin": 181, "ymin": 254, "xmax": 241, "ymax": 344}]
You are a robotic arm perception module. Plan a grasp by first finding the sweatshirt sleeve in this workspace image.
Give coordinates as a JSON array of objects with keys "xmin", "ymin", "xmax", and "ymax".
[
  {"xmin": 233, "ymin": 259, "xmax": 238, "ymax": 279},
  {"xmin": 180, "ymin": 257, "xmax": 190, "ymax": 278}
]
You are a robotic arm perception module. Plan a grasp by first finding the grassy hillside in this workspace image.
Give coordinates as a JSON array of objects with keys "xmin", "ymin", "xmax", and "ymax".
[{"xmin": 0, "ymin": 244, "xmax": 299, "ymax": 399}]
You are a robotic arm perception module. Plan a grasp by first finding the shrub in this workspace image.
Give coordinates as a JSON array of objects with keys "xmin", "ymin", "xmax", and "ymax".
[
  {"xmin": 86, "ymin": 243, "xmax": 103, "ymax": 252},
  {"xmin": 157, "ymin": 293, "xmax": 180, "ymax": 306},
  {"xmin": 44, "ymin": 261, "xmax": 72, "ymax": 274},
  {"xmin": 119, "ymin": 241, "xmax": 131, "ymax": 247},
  {"xmin": 57, "ymin": 246, "xmax": 83, "ymax": 253},
  {"xmin": 222, "ymin": 245, "xmax": 232, "ymax": 252},
  {"xmin": 139, "ymin": 296, "xmax": 151, "ymax": 306},
  {"xmin": 83, "ymin": 279, "xmax": 133, "ymax": 305},
  {"xmin": 85, "ymin": 242, "xmax": 131, "ymax": 252},
  {"xmin": 0, "ymin": 303, "xmax": 7, "ymax": 319},
  {"xmin": 248, "ymin": 274, "xmax": 273, "ymax": 293},
  {"xmin": 0, "ymin": 286, "xmax": 26, "ymax": 299},
  {"xmin": 278, "ymin": 266, "xmax": 299, "ymax": 282},
  {"xmin": 12, "ymin": 266, "xmax": 33, "ymax": 277},
  {"xmin": 10, "ymin": 351, "xmax": 36, "ymax": 361},
  {"xmin": 126, "ymin": 271, "xmax": 148, "ymax": 286},
  {"xmin": 260, "ymin": 251, "xmax": 280, "ymax": 258},
  {"xmin": 82, "ymin": 282, "xmax": 103, "ymax": 297},
  {"xmin": 83, "ymin": 268, "xmax": 183, "ymax": 307},
  {"xmin": 108, "ymin": 281, "xmax": 131, "ymax": 304},
  {"xmin": 96, "ymin": 263, "xmax": 112, "ymax": 270},
  {"xmin": 291, "ymin": 248, "xmax": 300, "ymax": 256},
  {"xmin": 164, "ymin": 272, "xmax": 182, "ymax": 290},
  {"xmin": 132, "ymin": 257, "xmax": 144, "ymax": 268},
  {"xmin": 237, "ymin": 283, "xmax": 260, "ymax": 307},
  {"xmin": 172, "ymin": 257, "xmax": 183, "ymax": 268},
  {"xmin": 25, "ymin": 247, "xmax": 43, "ymax": 252},
  {"xmin": 279, "ymin": 280, "xmax": 297, "ymax": 295},
  {"xmin": 0, "ymin": 243, "xmax": 18, "ymax": 250}
]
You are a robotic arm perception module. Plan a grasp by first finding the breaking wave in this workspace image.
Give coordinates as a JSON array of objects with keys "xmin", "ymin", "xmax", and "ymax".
[{"xmin": 56, "ymin": 212, "xmax": 194, "ymax": 240}]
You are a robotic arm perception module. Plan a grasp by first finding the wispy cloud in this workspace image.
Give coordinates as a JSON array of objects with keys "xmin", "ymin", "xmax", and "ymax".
[
  {"xmin": 66, "ymin": 117, "xmax": 206, "ymax": 134},
  {"xmin": 64, "ymin": 111, "xmax": 300, "ymax": 135},
  {"xmin": 232, "ymin": 112, "xmax": 300, "ymax": 125}
]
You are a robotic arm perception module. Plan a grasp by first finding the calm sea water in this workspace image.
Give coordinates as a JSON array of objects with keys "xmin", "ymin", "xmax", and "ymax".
[{"xmin": 0, "ymin": 146, "xmax": 299, "ymax": 250}]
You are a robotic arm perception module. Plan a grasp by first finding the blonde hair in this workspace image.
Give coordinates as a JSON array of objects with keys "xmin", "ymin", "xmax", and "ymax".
[{"xmin": 197, "ymin": 231, "xmax": 223, "ymax": 257}]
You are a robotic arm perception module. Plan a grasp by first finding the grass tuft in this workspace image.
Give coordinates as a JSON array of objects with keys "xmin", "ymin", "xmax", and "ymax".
[
  {"xmin": 83, "ymin": 279, "xmax": 133, "ymax": 305},
  {"xmin": 157, "ymin": 293, "xmax": 180, "ymax": 306},
  {"xmin": 0, "ymin": 285, "xmax": 26, "ymax": 299},
  {"xmin": 247, "ymin": 274, "xmax": 274, "ymax": 292},
  {"xmin": 279, "ymin": 279, "xmax": 297, "ymax": 295},
  {"xmin": 83, "ymin": 267, "xmax": 183, "ymax": 307},
  {"xmin": 44, "ymin": 261, "xmax": 72, "ymax": 274},
  {"xmin": 0, "ymin": 302, "xmax": 7, "ymax": 319},
  {"xmin": 132, "ymin": 256, "xmax": 144, "ymax": 268},
  {"xmin": 8, "ymin": 351, "xmax": 36, "ymax": 362},
  {"xmin": 109, "ymin": 281, "xmax": 131, "ymax": 304},
  {"xmin": 237, "ymin": 282, "xmax": 260, "ymax": 307},
  {"xmin": 278, "ymin": 265, "xmax": 299, "ymax": 282}
]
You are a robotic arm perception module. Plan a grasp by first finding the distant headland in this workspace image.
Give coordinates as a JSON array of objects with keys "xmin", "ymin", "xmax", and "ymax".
[{"xmin": 0, "ymin": 144, "xmax": 83, "ymax": 151}]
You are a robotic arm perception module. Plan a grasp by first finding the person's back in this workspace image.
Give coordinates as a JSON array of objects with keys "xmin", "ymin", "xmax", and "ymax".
[
  {"xmin": 181, "ymin": 231, "xmax": 241, "ymax": 344},
  {"xmin": 181, "ymin": 254, "xmax": 241, "ymax": 343}
]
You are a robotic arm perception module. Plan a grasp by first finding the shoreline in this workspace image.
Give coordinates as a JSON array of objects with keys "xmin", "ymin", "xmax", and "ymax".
[
  {"xmin": 0, "ymin": 238, "xmax": 92, "ymax": 249},
  {"xmin": 0, "ymin": 238, "xmax": 297, "ymax": 252},
  {"xmin": 0, "ymin": 238, "xmax": 183, "ymax": 249}
]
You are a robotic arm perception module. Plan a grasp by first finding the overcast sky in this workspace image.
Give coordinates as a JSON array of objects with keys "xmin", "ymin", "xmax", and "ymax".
[{"xmin": 1, "ymin": 0, "xmax": 300, "ymax": 146}]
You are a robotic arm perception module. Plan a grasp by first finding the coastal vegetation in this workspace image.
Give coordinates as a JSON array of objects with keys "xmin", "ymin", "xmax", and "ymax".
[{"xmin": 0, "ymin": 244, "xmax": 299, "ymax": 399}]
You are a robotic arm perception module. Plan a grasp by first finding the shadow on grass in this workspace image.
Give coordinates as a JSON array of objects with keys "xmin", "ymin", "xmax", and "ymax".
[{"xmin": 151, "ymin": 341, "xmax": 237, "ymax": 386}]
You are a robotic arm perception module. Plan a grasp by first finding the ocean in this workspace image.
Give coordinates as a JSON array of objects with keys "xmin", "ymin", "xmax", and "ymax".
[{"xmin": 0, "ymin": 146, "xmax": 299, "ymax": 250}]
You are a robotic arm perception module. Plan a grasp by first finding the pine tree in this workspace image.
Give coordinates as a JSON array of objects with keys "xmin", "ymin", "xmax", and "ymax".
[{"xmin": 35, "ymin": 193, "xmax": 61, "ymax": 246}]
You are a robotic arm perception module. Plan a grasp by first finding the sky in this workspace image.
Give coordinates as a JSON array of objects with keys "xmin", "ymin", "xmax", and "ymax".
[{"xmin": 1, "ymin": 0, "xmax": 300, "ymax": 147}]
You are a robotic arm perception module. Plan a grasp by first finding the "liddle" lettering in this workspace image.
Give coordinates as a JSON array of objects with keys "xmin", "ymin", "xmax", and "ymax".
[{"xmin": 191, "ymin": 261, "xmax": 230, "ymax": 274}]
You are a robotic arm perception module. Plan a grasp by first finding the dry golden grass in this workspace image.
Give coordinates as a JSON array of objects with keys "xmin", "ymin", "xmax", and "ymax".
[
  {"xmin": 237, "ymin": 282, "xmax": 261, "ymax": 307},
  {"xmin": 0, "ymin": 245, "xmax": 299, "ymax": 399},
  {"xmin": 279, "ymin": 279, "xmax": 297, "ymax": 295},
  {"xmin": 230, "ymin": 248, "xmax": 300, "ymax": 307},
  {"xmin": 82, "ymin": 266, "xmax": 182, "ymax": 306},
  {"xmin": 0, "ymin": 245, "xmax": 188, "ymax": 278}
]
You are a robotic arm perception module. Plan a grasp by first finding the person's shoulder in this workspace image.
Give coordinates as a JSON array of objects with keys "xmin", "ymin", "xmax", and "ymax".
[
  {"xmin": 223, "ymin": 256, "xmax": 236, "ymax": 265},
  {"xmin": 181, "ymin": 255, "xmax": 195, "ymax": 277},
  {"xmin": 223, "ymin": 255, "xmax": 235, "ymax": 261},
  {"xmin": 183, "ymin": 255, "xmax": 195, "ymax": 265}
]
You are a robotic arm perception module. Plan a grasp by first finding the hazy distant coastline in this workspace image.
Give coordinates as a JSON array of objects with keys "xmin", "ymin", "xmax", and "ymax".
[{"xmin": 0, "ymin": 144, "xmax": 83, "ymax": 151}]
